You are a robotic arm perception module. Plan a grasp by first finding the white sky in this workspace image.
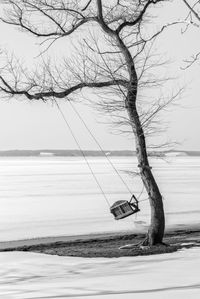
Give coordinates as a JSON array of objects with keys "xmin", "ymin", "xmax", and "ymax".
[{"xmin": 0, "ymin": 1, "xmax": 200, "ymax": 151}]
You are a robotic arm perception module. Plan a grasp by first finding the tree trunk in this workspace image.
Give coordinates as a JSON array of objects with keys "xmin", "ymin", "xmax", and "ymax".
[
  {"xmin": 126, "ymin": 91, "xmax": 165, "ymax": 246},
  {"xmin": 115, "ymin": 34, "xmax": 165, "ymax": 245}
]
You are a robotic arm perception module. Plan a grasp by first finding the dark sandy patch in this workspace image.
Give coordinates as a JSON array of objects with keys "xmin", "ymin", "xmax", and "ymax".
[{"xmin": 1, "ymin": 228, "xmax": 200, "ymax": 258}]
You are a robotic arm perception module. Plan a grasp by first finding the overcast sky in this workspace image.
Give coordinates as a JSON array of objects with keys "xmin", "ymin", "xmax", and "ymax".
[{"xmin": 0, "ymin": 1, "xmax": 200, "ymax": 151}]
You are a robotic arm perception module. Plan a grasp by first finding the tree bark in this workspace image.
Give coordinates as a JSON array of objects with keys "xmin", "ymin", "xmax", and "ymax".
[
  {"xmin": 126, "ymin": 89, "xmax": 165, "ymax": 246},
  {"xmin": 114, "ymin": 32, "xmax": 165, "ymax": 246}
]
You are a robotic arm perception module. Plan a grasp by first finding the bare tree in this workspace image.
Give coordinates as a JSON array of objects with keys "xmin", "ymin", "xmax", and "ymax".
[{"xmin": 0, "ymin": 0, "xmax": 178, "ymax": 246}]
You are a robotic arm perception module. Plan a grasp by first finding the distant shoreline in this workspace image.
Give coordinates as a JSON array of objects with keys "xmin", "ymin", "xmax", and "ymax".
[{"xmin": 0, "ymin": 149, "xmax": 200, "ymax": 157}]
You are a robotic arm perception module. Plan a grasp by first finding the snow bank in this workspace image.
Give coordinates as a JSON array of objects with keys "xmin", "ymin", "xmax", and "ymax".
[{"xmin": 0, "ymin": 247, "xmax": 200, "ymax": 298}]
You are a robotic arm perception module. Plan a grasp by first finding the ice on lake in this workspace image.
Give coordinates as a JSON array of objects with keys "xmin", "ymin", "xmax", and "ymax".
[{"xmin": 0, "ymin": 156, "xmax": 199, "ymax": 241}]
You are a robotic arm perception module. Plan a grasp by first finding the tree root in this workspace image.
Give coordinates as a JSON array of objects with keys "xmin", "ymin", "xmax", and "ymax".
[
  {"xmin": 119, "ymin": 239, "xmax": 169, "ymax": 250},
  {"xmin": 119, "ymin": 243, "xmax": 139, "ymax": 250}
]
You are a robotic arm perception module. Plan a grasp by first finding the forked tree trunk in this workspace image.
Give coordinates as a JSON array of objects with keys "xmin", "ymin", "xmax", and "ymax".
[{"xmin": 126, "ymin": 91, "xmax": 165, "ymax": 246}]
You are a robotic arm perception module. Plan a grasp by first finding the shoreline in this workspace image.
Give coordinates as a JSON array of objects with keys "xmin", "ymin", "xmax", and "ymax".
[
  {"xmin": 1, "ymin": 225, "xmax": 200, "ymax": 257},
  {"xmin": 0, "ymin": 230, "xmax": 130, "ymax": 250}
]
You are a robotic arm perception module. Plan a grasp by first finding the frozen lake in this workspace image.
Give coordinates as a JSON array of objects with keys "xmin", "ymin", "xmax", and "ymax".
[{"xmin": 0, "ymin": 156, "xmax": 200, "ymax": 242}]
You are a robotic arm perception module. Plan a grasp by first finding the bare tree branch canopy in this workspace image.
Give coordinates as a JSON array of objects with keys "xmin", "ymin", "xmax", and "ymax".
[
  {"xmin": 0, "ymin": 0, "xmax": 169, "ymax": 101},
  {"xmin": 0, "ymin": 0, "xmax": 178, "ymax": 246}
]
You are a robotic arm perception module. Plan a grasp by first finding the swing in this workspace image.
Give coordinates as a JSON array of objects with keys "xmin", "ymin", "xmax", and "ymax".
[
  {"xmin": 110, "ymin": 194, "xmax": 140, "ymax": 220},
  {"xmin": 55, "ymin": 99, "xmax": 140, "ymax": 221}
]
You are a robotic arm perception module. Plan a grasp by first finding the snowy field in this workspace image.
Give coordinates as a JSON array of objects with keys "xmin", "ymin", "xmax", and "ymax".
[
  {"xmin": 0, "ymin": 156, "xmax": 200, "ymax": 299},
  {"xmin": 0, "ymin": 156, "xmax": 200, "ymax": 241},
  {"xmin": 0, "ymin": 247, "xmax": 200, "ymax": 298}
]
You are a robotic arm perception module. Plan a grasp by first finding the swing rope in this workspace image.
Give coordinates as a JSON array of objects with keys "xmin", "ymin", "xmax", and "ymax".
[
  {"xmin": 54, "ymin": 99, "xmax": 110, "ymax": 207},
  {"xmin": 54, "ymin": 98, "xmax": 148, "ymax": 210},
  {"xmin": 68, "ymin": 100, "xmax": 133, "ymax": 196}
]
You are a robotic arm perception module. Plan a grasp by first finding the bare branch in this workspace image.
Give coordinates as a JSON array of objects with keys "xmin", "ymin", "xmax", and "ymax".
[
  {"xmin": 0, "ymin": 73, "xmax": 128, "ymax": 100},
  {"xmin": 182, "ymin": 0, "xmax": 200, "ymax": 22},
  {"xmin": 0, "ymin": 0, "xmax": 97, "ymax": 38},
  {"xmin": 182, "ymin": 51, "xmax": 200, "ymax": 69},
  {"xmin": 116, "ymin": 0, "xmax": 165, "ymax": 34},
  {"xmin": 82, "ymin": 0, "xmax": 93, "ymax": 12}
]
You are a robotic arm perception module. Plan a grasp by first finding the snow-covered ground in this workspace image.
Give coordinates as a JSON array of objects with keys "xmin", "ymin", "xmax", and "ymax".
[
  {"xmin": 0, "ymin": 156, "xmax": 200, "ymax": 299},
  {"xmin": 0, "ymin": 156, "xmax": 200, "ymax": 241},
  {"xmin": 0, "ymin": 247, "xmax": 200, "ymax": 298}
]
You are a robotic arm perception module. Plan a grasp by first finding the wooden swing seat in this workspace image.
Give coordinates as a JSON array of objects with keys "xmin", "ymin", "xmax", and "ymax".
[{"xmin": 110, "ymin": 200, "xmax": 140, "ymax": 220}]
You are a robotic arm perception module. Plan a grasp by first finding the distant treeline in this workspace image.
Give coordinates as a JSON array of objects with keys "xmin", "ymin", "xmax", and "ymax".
[
  {"xmin": 0, "ymin": 150, "xmax": 135, "ymax": 157},
  {"xmin": 0, "ymin": 150, "xmax": 199, "ymax": 157}
]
